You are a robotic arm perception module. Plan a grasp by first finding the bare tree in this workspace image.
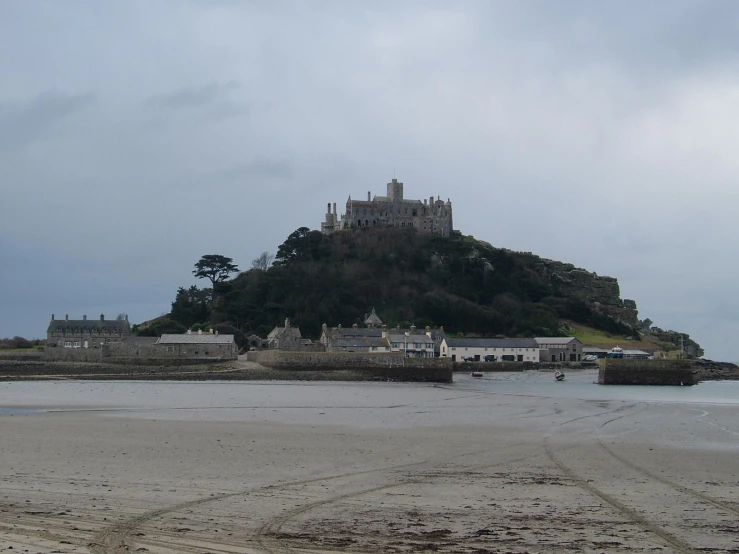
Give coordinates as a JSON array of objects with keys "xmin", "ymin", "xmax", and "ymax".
[{"xmin": 251, "ymin": 251, "xmax": 274, "ymax": 271}]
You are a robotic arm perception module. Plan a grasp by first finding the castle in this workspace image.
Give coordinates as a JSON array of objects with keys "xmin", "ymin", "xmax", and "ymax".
[{"xmin": 321, "ymin": 178, "xmax": 454, "ymax": 236}]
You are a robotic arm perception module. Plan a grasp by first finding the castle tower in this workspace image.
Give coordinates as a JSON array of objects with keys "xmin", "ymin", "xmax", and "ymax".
[{"xmin": 387, "ymin": 178, "xmax": 404, "ymax": 202}]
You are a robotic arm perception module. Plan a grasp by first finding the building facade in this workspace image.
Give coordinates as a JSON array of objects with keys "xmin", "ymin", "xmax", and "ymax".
[
  {"xmin": 46, "ymin": 313, "xmax": 131, "ymax": 349},
  {"xmin": 321, "ymin": 178, "xmax": 454, "ymax": 236},
  {"xmin": 267, "ymin": 318, "xmax": 313, "ymax": 350},
  {"xmin": 156, "ymin": 331, "xmax": 238, "ymax": 359},
  {"xmin": 440, "ymin": 338, "xmax": 541, "ymax": 362},
  {"xmin": 320, "ymin": 311, "xmax": 440, "ymax": 358},
  {"xmin": 535, "ymin": 337, "xmax": 583, "ymax": 362}
]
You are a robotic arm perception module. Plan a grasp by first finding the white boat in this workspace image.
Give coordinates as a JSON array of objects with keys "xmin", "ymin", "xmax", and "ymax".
[
  {"xmin": 609, "ymin": 346, "xmax": 624, "ymax": 359},
  {"xmin": 554, "ymin": 370, "xmax": 565, "ymax": 381}
]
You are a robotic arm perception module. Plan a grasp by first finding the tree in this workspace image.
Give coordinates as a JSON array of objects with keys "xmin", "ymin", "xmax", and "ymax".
[
  {"xmin": 251, "ymin": 251, "xmax": 274, "ymax": 271},
  {"xmin": 193, "ymin": 255, "xmax": 239, "ymax": 288},
  {"xmin": 170, "ymin": 286, "xmax": 210, "ymax": 328},
  {"xmin": 275, "ymin": 227, "xmax": 325, "ymax": 264}
]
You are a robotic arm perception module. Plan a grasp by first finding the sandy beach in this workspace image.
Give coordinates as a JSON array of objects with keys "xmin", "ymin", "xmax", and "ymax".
[{"xmin": 1, "ymin": 371, "xmax": 738, "ymax": 553}]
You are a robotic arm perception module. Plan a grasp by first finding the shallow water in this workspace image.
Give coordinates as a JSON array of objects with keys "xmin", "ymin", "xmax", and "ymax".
[{"xmin": 0, "ymin": 371, "xmax": 736, "ymax": 431}]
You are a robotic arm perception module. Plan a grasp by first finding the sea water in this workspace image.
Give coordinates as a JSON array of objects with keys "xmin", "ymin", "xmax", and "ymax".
[{"xmin": 0, "ymin": 371, "xmax": 735, "ymax": 430}]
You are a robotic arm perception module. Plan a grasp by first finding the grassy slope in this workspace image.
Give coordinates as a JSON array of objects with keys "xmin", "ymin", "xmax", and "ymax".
[{"xmin": 566, "ymin": 321, "xmax": 672, "ymax": 351}]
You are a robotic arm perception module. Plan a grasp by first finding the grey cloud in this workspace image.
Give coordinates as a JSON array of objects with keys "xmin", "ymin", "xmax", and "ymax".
[
  {"xmin": 217, "ymin": 158, "xmax": 294, "ymax": 181},
  {"xmin": 1, "ymin": 2, "xmax": 738, "ymax": 359},
  {"xmin": 0, "ymin": 91, "xmax": 95, "ymax": 152},
  {"xmin": 146, "ymin": 81, "xmax": 241, "ymax": 109}
]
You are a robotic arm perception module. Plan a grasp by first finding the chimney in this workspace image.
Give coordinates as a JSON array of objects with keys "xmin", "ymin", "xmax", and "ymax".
[
  {"xmin": 51, "ymin": 314, "xmax": 55, "ymax": 321},
  {"xmin": 430, "ymin": 196, "xmax": 434, "ymax": 205},
  {"xmin": 187, "ymin": 329, "xmax": 192, "ymax": 335},
  {"xmin": 100, "ymin": 314, "xmax": 105, "ymax": 321},
  {"xmin": 215, "ymin": 330, "xmax": 219, "ymax": 335},
  {"xmin": 198, "ymin": 329, "xmax": 202, "ymax": 335},
  {"xmin": 367, "ymin": 191, "xmax": 371, "ymax": 201},
  {"xmin": 352, "ymin": 323, "xmax": 358, "ymax": 329},
  {"xmin": 327, "ymin": 202, "xmax": 331, "ymax": 214},
  {"xmin": 338, "ymin": 324, "xmax": 342, "ymax": 330},
  {"xmin": 333, "ymin": 202, "xmax": 337, "ymax": 215},
  {"xmin": 125, "ymin": 314, "xmax": 128, "ymax": 321},
  {"xmin": 83, "ymin": 314, "xmax": 87, "ymax": 320},
  {"xmin": 411, "ymin": 324, "xmax": 416, "ymax": 332},
  {"xmin": 65, "ymin": 314, "xmax": 69, "ymax": 321},
  {"xmin": 209, "ymin": 328, "xmax": 214, "ymax": 334}
]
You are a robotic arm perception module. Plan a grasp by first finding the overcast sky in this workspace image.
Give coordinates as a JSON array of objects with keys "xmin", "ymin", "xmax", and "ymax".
[{"xmin": 1, "ymin": 1, "xmax": 737, "ymax": 359}]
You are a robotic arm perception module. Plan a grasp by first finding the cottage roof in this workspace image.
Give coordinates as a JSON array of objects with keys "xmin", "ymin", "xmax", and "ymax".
[
  {"xmin": 386, "ymin": 333, "xmax": 435, "ymax": 346},
  {"xmin": 329, "ymin": 328, "xmax": 383, "ymax": 338},
  {"xmin": 47, "ymin": 318, "xmax": 130, "ymax": 334},
  {"xmin": 267, "ymin": 326, "xmax": 302, "ymax": 340},
  {"xmin": 444, "ymin": 338, "xmax": 539, "ymax": 348},
  {"xmin": 622, "ymin": 349, "xmax": 650, "ymax": 356},
  {"xmin": 331, "ymin": 337, "xmax": 390, "ymax": 348},
  {"xmin": 534, "ymin": 337, "xmax": 580, "ymax": 345},
  {"xmin": 363, "ymin": 308, "xmax": 384, "ymax": 327},
  {"xmin": 156, "ymin": 334, "xmax": 235, "ymax": 345}
]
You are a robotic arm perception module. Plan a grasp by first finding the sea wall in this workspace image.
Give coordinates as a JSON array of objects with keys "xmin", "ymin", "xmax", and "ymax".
[
  {"xmin": 453, "ymin": 361, "xmax": 532, "ymax": 372},
  {"xmin": 44, "ymin": 347, "xmax": 104, "ymax": 362},
  {"xmin": 598, "ymin": 358, "xmax": 693, "ymax": 386},
  {"xmin": 250, "ymin": 350, "xmax": 452, "ymax": 382}
]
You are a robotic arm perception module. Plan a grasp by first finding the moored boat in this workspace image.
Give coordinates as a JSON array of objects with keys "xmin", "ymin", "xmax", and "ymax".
[
  {"xmin": 554, "ymin": 370, "xmax": 565, "ymax": 381},
  {"xmin": 471, "ymin": 371, "xmax": 484, "ymax": 378}
]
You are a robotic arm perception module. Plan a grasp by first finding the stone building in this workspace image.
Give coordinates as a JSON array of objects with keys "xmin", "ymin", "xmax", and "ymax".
[
  {"xmin": 440, "ymin": 338, "xmax": 540, "ymax": 362},
  {"xmin": 321, "ymin": 178, "xmax": 454, "ymax": 236},
  {"xmin": 320, "ymin": 309, "xmax": 443, "ymax": 358},
  {"xmin": 267, "ymin": 318, "xmax": 311, "ymax": 350},
  {"xmin": 156, "ymin": 331, "xmax": 238, "ymax": 359},
  {"xmin": 535, "ymin": 337, "xmax": 583, "ymax": 362},
  {"xmin": 46, "ymin": 313, "xmax": 131, "ymax": 349}
]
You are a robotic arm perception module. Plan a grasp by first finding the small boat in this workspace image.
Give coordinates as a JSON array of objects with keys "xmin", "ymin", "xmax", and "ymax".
[
  {"xmin": 608, "ymin": 346, "xmax": 624, "ymax": 359},
  {"xmin": 471, "ymin": 371, "xmax": 484, "ymax": 378},
  {"xmin": 554, "ymin": 370, "xmax": 565, "ymax": 381}
]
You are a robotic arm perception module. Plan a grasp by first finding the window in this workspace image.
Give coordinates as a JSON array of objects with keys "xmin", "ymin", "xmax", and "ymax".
[
  {"xmin": 167, "ymin": 346, "xmax": 174, "ymax": 353},
  {"xmin": 73, "ymin": 341, "xmax": 80, "ymax": 348},
  {"xmin": 64, "ymin": 341, "xmax": 72, "ymax": 348}
]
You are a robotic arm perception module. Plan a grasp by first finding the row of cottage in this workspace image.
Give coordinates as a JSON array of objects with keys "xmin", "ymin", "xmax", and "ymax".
[
  {"xmin": 46, "ymin": 311, "xmax": 650, "ymax": 363},
  {"xmin": 268, "ymin": 309, "xmax": 590, "ymax": 363}
]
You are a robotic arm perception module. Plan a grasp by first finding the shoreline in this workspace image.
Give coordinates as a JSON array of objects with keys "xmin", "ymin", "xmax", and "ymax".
[
  {"xmin": 1, "ymin": 376, "xmax": 737, "ymax": 553},
  {"xmin": 1, "ymin": 357, "xmax": 738, "ymax": 382}
]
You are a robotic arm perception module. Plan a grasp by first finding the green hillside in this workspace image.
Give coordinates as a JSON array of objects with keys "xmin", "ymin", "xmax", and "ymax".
[{"xmin": 150, "ymin": 227, "xmax": 648, "ymax": 344}]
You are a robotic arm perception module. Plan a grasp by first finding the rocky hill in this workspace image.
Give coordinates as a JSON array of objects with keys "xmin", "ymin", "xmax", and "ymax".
[{"xmin": 156, "ymin": 227, "xmax": 701, "ymax": 354}]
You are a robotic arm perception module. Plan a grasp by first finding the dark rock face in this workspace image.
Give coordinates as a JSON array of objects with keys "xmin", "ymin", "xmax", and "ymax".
[
  {"xmin": 536, "ymin": 259, "xmax": 639, "ymax": 329},
  {"xmin": 692, "ymin": 359, "xmax": 739, "ymax": 381}
]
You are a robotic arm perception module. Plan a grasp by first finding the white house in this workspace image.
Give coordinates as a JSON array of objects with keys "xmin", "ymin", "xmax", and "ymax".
[
  {"xmin": 440, "ymin": 338, "xmax": 540, "ymax": 362},
  {"xmin": 385, "ymin": 331, "xmax": 435, "ymax": 358}
]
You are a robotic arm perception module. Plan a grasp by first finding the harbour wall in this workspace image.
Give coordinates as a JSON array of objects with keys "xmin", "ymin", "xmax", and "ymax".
[
  {"xmin": 598, "ymin": 358, "xmax": 694, "ymax": 386},
  {"xmin": 248, "ymin": 350, "xmax": 453, "ymax": 383}
]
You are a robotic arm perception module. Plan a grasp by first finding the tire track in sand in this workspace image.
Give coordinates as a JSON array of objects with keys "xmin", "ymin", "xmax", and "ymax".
[
  {"xmin": 252, "ymin": 444, "xmax": 545, "ymax": 554},
  {"xmin": 596, "ymin": 406, "xmax": 739, "ymax": 518},
  {"xmin": 545, "ymin": 403, "xmax": 699, "ymax": 554},
  {"xmin": 88, "ymin": 459, "xmax": 429, "ymax": 554}
]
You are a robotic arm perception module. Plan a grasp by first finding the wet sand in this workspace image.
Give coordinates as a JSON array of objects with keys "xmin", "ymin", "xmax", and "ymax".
[{"xmin": 1, "ymin": 372, "xmax": 738, "ymax": 553}]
